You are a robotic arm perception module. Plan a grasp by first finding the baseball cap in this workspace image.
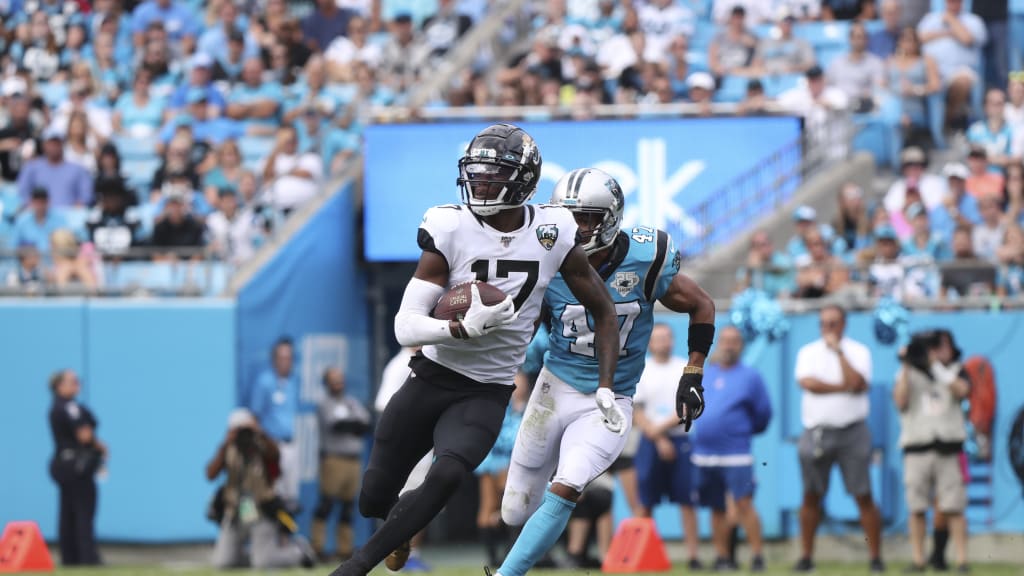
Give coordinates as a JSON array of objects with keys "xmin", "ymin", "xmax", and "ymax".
[
  {"xmin": 793, "ymin": 205, "xmax": 817, "ymax": 222},
  {"xmin": 942, "ymin": 162, "xmax": 969, "ymax": 180},
  {"xmin": 41, "ymin": 125, "xmax": 66, "ymax": 141},
  {"xmin": 806, "ymin": 65, "xmax": 824, "ymax": 79},
  {"xmin": 875, "ymin": 224, "xmax": 898, "ymax": 241},
  {"xmin": 686, "ymin": 72, "xmax": 715, "ymax": 91},
  {"xmin": 900, "ymin": 146, "xmax": 927, "ymax": 166},
  {"xmin": 227, "ymin": 408, "xmax": 256, "ymax": 430},
  {"xmin": 393, "ymin": 12, "xmax": 412, "ymax": 24},
  {"xmin": 189, "ymin": 52, "xmax": 214, "ymax": 70}
]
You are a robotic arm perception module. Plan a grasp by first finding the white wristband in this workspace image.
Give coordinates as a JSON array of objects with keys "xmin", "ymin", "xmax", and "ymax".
[{"xmin": 394, "ymin": 277, "xmax": 458, "ymax": 346}]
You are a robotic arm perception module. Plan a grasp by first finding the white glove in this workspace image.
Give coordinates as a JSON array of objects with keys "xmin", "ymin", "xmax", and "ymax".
[
  {"xmin": 459, "ymin": 283, "xmax": 517, "ymax": 338},
  {"xmin": 595, "ymin": 388, "xmax": 626, "ymax": 436}
]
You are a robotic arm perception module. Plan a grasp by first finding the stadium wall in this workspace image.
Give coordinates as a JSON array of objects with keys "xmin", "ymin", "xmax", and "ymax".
[{"xmin": 632, "ymin": 310, "xmax": 1024, "ymax": 540}]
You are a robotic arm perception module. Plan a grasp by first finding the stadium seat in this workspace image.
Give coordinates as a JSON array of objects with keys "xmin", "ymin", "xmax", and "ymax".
[
  {"xmin": 761, "ymin": 74, "xmax": 803, "ymax": 98},
  {"xmin": 123, "ymin": 158, "xmax": 161, "ymax": 193},
  {"xmin": 0, "ymin": 184, "xmax": 19, "ymax": 220},
  {"xmin": 35, "ymin": 82, "xmax": 69, "ymax": 110},
  {"xmin": 689, "ymin": 24, "xmax": 718, "ymax": 52},
  {"xmin": 686, "ymin": 50, "xmax": 710, "ymax": 73},
  {"xmin": 112, "ymin": 135, "xmax": 159, "ymax": 160},
  {"xmin": 815, "ymin": 45, "xmax": 848, "ymax": 70},
  {"xmin": 54, "ymin": 207, "xmax": 90, "ymax": 241},
  {"xmin": 239, "ymin": 137, "xmax": 275, "ymax": 165},
  {"xmin": 794, "ymin": 21, "xmax": 850, "ymax": 49}
]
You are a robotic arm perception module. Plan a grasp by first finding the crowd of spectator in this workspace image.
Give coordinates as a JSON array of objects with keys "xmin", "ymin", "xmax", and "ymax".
[{"xmin": 0, "ymin": 0, "xmax": 492, "ymax": 293}]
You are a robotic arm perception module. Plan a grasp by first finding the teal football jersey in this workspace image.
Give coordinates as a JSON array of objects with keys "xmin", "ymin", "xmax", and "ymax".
[{"xmin": 542, "ymin": 226, "xmax": 681, "ymax": 396}]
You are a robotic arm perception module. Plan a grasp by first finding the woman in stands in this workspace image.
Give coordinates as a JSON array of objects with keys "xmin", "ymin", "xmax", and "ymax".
[
  {"xmin": 883, "ymin": 27, "xmax": 940, "ymax": 148},
  {"xmin": 832, "ymin": 183, "xmax": 872, "ymax": 261},
  {"xmin": 112, "ymin": 70, "xmax": 167, "ymax": 139},
  {"xmin": 64, "ymin": 111, "xmax": 98, "ymax": 175},
  {"xmin": 203, "ymin": 140, "xmax": 246, "ymax": 208}
]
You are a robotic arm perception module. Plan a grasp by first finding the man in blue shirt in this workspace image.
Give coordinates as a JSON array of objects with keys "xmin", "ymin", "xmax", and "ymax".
[
  {"xmin": 197, "ymin": 1, "xmax": 259, "ymax": 67},
  {"xmin": 13, "ymin": 188, "xmax": 68, "ymax": 253},
  {"xmin": 301, "ymin": 0, "xmax": 355, "ymax": 52},
  {"xmin": 248, "ymin": 337, "xmax": 301, "ymax": 504},
  {"xmin": 130, "ymin": 0, "xmax": 198, "ymax": 53},
  {"xmin": 227, "ymin": 58, "xmax": 283, "ymax": 136},
  {"xmin": 168, "ymin": 53, "xmax": 227, "ymax": 117},
  {"xmin": 867, "ymin": 0, "xmax": 900, "ymax": 58},
  {"xmin": 930, "ymin": 162, "xmax": 982, "ymax": 240},
  {"xmin": 693, "ymin": 326, "xmax": 771, "ymax": 572},
  {"xmin": 17, "ymin": 126, "xmax": 93, "ymax": 209},
  {"xmin": 159, "ymin": 89, "xmax": 245, "ymax": 146}
]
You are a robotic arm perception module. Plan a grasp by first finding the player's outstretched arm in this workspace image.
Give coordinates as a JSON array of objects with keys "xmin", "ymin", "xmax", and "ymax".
[
  {"xmin": 659, "ymin": 271, "xmax": 716, "ymax": 431},
  {"xmin": 393, "ymin": 250, "xmax": 461, "ymax": 346},
  {"xmin": 560, "ymin": 245, "xmax": 618, "ymax": 390}
]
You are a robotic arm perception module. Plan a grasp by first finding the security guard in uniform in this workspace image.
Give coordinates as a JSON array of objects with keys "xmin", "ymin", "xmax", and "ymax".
[{"xmin": 48, "ymin": 369, "xmax": 105, "ymax": 566}]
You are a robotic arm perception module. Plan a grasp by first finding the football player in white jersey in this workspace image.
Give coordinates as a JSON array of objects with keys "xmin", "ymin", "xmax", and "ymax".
[
  {"xmin": 490, "ymin": 168, "xmax": 715, "ymax": 576},
  {"xmin": 329, "ymin": 124, "xmax": 622, "ymax": 576}
]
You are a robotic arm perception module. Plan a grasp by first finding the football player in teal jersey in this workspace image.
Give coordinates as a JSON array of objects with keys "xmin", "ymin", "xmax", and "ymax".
[{"xmin": 491, "ymin": 168, "xmax": 716, "ymax": 576}]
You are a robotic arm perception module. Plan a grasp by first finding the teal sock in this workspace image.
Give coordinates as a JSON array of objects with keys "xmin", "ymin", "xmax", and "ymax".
[{"xmin": 497, "ymin": 491, "xmax": 576, "ymax": 576}]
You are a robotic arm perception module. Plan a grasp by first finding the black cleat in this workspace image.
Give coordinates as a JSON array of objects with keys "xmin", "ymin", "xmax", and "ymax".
[
  {"xmin": 750, "ymin": 555, "xmax": 766, "ymax": 572},
  {"xmin": 793, "ymin": 557, "xmax": 815, "ymax": 573},
  {"xmin": 870, "ymin": 558, "xmax": 886, "ymax": 573}
]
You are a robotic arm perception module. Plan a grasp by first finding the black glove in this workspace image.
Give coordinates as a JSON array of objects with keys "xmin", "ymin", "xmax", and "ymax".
[{"xmin": 676, "ymin": 370, "xmax": 705, "ymax": 432}]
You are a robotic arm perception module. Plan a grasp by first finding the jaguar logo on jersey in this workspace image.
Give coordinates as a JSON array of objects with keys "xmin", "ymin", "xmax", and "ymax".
[
  {"xmin": 536, "ymin": 224, "xmax": 558, "ymax": 250},
  {"xmin": 613, "ymin": 271, "xmax": 639, "ymax": 296}
]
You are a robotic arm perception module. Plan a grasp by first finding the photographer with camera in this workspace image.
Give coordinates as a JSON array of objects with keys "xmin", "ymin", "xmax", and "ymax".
[
  {"xmin": 206, "ymin": 408, "xmax": 315, "ymax": 569},
  {"xmin": 893, "ymin": 331, "xmax": 970, "ymax": 572}
]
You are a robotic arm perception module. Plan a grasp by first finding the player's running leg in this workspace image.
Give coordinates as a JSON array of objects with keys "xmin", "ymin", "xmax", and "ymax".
[
  {"xmin": 333, "ymin": 381, "xmax": 512, "ymax": 576},
  {"xmin": 496, "ymin": 380, "xmax": 632, "ymax": 576}
]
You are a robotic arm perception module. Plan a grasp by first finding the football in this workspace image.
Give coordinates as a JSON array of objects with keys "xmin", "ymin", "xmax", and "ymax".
[{"xmin": 432, "ymin": 281, "xmax": 508, "ymax": 321}]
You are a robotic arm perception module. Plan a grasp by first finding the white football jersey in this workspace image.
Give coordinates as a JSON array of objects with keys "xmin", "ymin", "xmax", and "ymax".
[{"xmin": 417, "ymin": 203, "xmax": 579, "ymax": 385}]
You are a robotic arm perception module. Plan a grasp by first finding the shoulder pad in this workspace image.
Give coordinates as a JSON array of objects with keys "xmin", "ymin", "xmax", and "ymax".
[{"xmin": 420, "ymin": 204, "xmax": 463, "ymax": 234}]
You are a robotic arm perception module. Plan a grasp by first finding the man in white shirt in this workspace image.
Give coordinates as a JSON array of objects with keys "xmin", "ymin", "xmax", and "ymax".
[
  {"xmin": 883, "ymin": 146, "xmax": 948, "ymax": 215},
  {"xmin": 260, "ymin": 125, "xmax": 324, "ymax": 214},
  {"xmin": 205, "ymin": 188, "xmax": 260, "ymax": 265},
  {"xmin": 633, "ymin": 324, "xmax": 702, "ymax": 570},
  {"xmin": 792, "ymin": 305, "xmax": 884, "ymax": 573},
  {"xmin": 779, "ymin": 66, "xmax": 849, "ymax": 160},
  {"xmin": 638, "ymin": 0, "xmax": 695, "ymax": 63}
]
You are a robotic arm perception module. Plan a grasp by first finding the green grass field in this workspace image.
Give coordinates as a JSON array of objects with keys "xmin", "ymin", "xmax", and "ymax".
[{"xmin": 49, "ymin": 565, "xmax": 1024, "ymax": 576}]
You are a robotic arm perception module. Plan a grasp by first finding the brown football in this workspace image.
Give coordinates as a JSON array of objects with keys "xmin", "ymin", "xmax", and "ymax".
[{"xmin": 432, "ymin": 281, "xmax": 508, "ymax": 321}]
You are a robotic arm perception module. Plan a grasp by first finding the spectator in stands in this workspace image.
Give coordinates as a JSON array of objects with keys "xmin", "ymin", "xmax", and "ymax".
[
  {"xmin": 64, "ymin": 112, "xmax": 98, "ymax": 175},
  {"xmin": 112, "ymin": 69, "xmax": 166, "ymax": 138},
  {"xmin": 6, "ymin": 244, "xmax": 50, "ymax": 291},
  {"xmin": 737, "ymin": 78, "xmax": 771, "ymax": 115},
  {"xmin": 694, "ymin": 325, "xmax": 771, "ymax": 572},
  {"xmin": 1008, "ymin": 162, "xmax": 1024, "ymax": 227},
  {"xmin": 53, "ymin": 73, "xmax": 115, "ymax": 143},
  {"xmin": 868, "ymin": 0, "xmax": 901, "ymax": 58},
  {"xmin": 794, "ymin": 229, "xmax": 850, "ymax": 298},
  {"xmin": 708, "ymin": 6, "xmax": 757, "ymax": 80},
  {"xmin": 420, "ymin": 0, "xmax": 473, "ymax": 68},
  {"xmin": 711, "ymin": 0, "xmax": 772, "ymax": 25},
  {"xmin": 302, "ymin": 0, "xmax": 355, "ymax": 53},
  {"xmin": 638, "ymin": 0, "xmax": 694, "ymax": 63},
  {"xmin": 138, "ymin": 28, "xmax": 182, "ymax": 100},
  {"xmin": 312, "ymin": 367, "xmax": 370, "ymax": 562},
  {"xmin": 18, "ymin": 12, "xmax": 61, "ymax": 82},
  {"xmin": 206, "ymin": 188, "xmax": 259, "ymax": 265},
  {"xmin": 867, "ymin": 225, "xmax": 908, "ymax": 299},
  {"xmin": 50, "ymin": 229, "xmax": 99, "ymax": 291},
  {"xmin": 226, "ymin": 58, "xmax": 282, "ymax": 137},
  {"xmin": 997, "ymin": 225, "xmax": 1024, "ymax": 296},
  {"xmin": 904, "ymin": 202, "xmax": 950, "ymax": 262},
  {"xmin": 13, "ymin": 188, "xmax": 66, "ymax": 253},
  {"xmin": 161, "ymin": 169, "xmax": 213, "ymax": 218},
  {"xmin": 884, "ymin": 27, "xmax": 940, "ymax": 143},
  {"xmin": 685, "ymin": 72, "xmax": 715, "ymax": 116},
  {"xmin": 207, "ymin": 408, "xmax": 315, "ymax": 569},
  {"xmin": 0, "ymin": 93, "xmax": 40, "ymax": 182},
  {"xmin": 266, "ymin": 42, "xmax": 301, "ymax": 88},
  {"xmin": 967, "ymin": 89, "xmax": 1015, "ymax": 172},
  {"xmin": 249, "ymin": 337, "xmax": 301, "ymax": 506},
  {"xmin": 61, "ymin": 22, "xmax": 89, "ymax": 71},
  {"xmin": 169, "ymin": 53, "xmax": 227, "ymax": 118},
  {"xmin": 736, "ymin": 230, "xmax": 794, "ymax": 298},
  {"xmin": 965, "ymin": 146, "xmax": 1005, "ymax": 200},
  {"xmin": 283, "ymin": 56, "xmax": 338, "ymax": 125},
  {"xmin": 17, "ymin": 126, "xmax": 93, "ymax": 209},
  {"xmin": 1005, "ymin": 72, "xmax": 1024, "ymax": 127},
  {"xmin": 972, "ymin": 196, "xmax": 1007, "ymax": 262},
  {"xmin": 779, "ymin": 66, "xmax": 849, "ymax": 157},
  {"xmin": 378, "ymin": 14, "xmax": 421, "ymax": 97},
  {"xmin": 893, "ymin": 331, "xmax": 969, "ymax": 572},
  {"xmin": 86, "ymin": 177, "xmax": 141, "ymax": 257},
  {"xmin": 88, "ymin": 31, "xmax": 128, "ymax": 105},
  {"xmin": 884, "ymin": 146, "xmax": 946, "ymax": 214},
  {"xmin": 260, "ymin": 125, "xmax": 324, "ymax": 215},
  {"xmin": 131, "ymin": 0, "xmax": 198, "ymax": 55},
  {"xmin": 787, "ymin": 205, "xmax": 830, "ymax": 259},
  {"xmin": 833, "ymin": 183, "xmax": 871, "ymax": 257},
  {"xmin": 203, "ymin": 141, "xmax": 245, "ymax": 206},
  {"xmin": 151, "ymin": 192, "xmax": 205, "ymax": 261},
  {"xmin": 820, "ymin": 0, "xmax": 875, "ymax": 21},
  {"xmin": 325, "ymin": 16, "xmax": 382, "ymax": 83},
  {"xmin": 210, "ymin": 29, "xmax": 247, "ymax": 85},
  {"xmin": 918, "ymin": 0, "xmax": 987, "ymax": 132},
  {"xmin": 828, "ymin": 21, "xmax": 884, "ymax": 113},
  {"xmin": 198, "ymin": 1, "xmax": 259, "ymax": 71},
  {"xmin": 749, "ymin": 10, "xmax": 814, "ymax": 76},
  {"xmin": 943, "ymin": 225, "xmax": 997, "ymax": 298},
  {"xmin": 152, "ymin": 132, "xmax": 205, "ymax": 199},
  {"xmin": 633, "ymin": 324, "xmax": 702, "ymax": 570},
  {"xmin": 930, "ymin": 162, "xmax": 981, "ymax": 239},
  {"xmin": 48, "ymin": 369, "xmax": 105, "ymax": 566},
  {"xmin": 159, "ymin": 89, "xmax": 245, "ymax": 148},
  {"xmin": 972, "ymin": 0, "xmax": 1009, "ymax": 93},
  {"xmin": 793, "ymin": 305, "xmax": 883, "ymax": 574},
  {"xmin": 277, "ymin": 18, "xmax": 316, "ymax": 74}
]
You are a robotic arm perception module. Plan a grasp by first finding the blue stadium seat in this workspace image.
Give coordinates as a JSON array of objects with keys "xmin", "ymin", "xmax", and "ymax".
[
  {"xmin": 815, "ymin": 45, "xmax": 848, "ymax": 70},
  {"xmin": 689, "ymin": 24, "xmax": 718, "ymax": 51},
  {"xmin": 112, "ymin": 135, "xmax": 159, "ymax": 160},
  {"xmin": 198, "ymin": 262, "xmax": 231, "ymax": 296},
  {"xmin": 382, "ymin": 0, "xmax": 438, "ymax": 26},
  {"xmin": 107, "ymin": 261, "xmax": 184, "ymax": 293},
  {"xmin": 683, "ymin": 0, "xmax": 713, "ymax": 21},
  {"xmin": 752, "ymin": 23, "xmax": 775, "ymax": 39},
  {"xmin": 761, "ymin": 74, "xmax": 803, "ymax": 98},
  {"xmin": 54, "ymin": 207, "xmax": 90, "ymax": 241},
  {"xmin": 36, "ymin": 82, "xmax": 69, "ymax": 110},
  {"xmin": 713, "ymin": 75, "xmax": 748, "ymax": 103},
  {"xmin": 0, "ymin": 184, "xmax": 20, "ymax": 220},
  {"xmin": 794, "ymin": 21, "xmax": 850, "ymax": 49},
  {"xmin": 239, "ymin": 137, "xmax": 275, "ymax": 165},
  {"xmin": 687, "ymin": 50, "xmax": 709, "ymax": 73},
  {"xmin": 123, "ymin": 158, "xmax": 161, "ymax": 193}
]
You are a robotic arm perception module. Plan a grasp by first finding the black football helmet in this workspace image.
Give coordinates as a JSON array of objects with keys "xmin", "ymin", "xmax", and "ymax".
[{"xmin": 457, "ymin": 123, "xmax": 542, "ymax": 216}]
